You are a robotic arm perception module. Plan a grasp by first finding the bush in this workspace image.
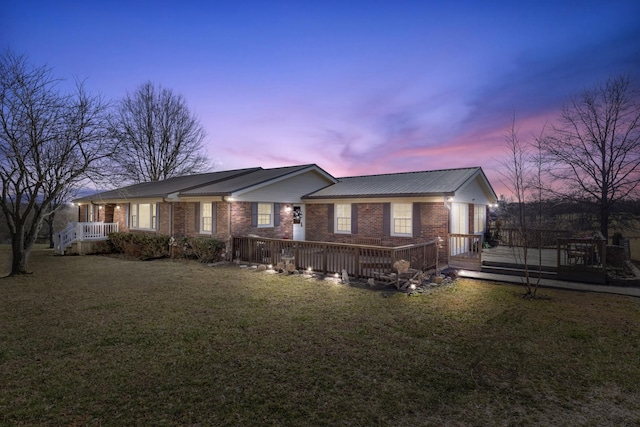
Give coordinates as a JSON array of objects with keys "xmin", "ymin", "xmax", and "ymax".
[
  {"xmin": 181, "ymin": 237, "xmax": 226, "ymax": 264},
  {"xmin": 108, "ymin": 232, "xmax": 170, "ymax": 260}
]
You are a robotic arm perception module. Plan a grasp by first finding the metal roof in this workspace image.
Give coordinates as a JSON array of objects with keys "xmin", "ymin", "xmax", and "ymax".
[
  {"xmin": 75, "ymin": 168, "xmax": 260, "ymax": 202},
  {"xmin": 303, "ymin": 167, "xmax": 486, "ymax": 199},
  {"xmin": 74, "ymin": 164, "xmax": 336, "ymax": 202},
  {"xmin": 179, "ymin": 164, "xmax": 332, "ymax": 197}
]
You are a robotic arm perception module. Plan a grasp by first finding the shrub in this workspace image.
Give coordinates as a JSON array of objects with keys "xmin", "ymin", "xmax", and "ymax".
[
  {"xmin": 181, "ymin": 237, "xmax": 226, "ymax": 264},
  {"xmin": 108, "ymin": 232, "xmax": 170, "ymax": 260}
]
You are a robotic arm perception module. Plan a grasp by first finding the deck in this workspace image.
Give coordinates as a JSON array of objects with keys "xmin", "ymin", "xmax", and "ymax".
[{"xmin": 482, "ymin": 245, "xmax": 558, "ymax": 268}]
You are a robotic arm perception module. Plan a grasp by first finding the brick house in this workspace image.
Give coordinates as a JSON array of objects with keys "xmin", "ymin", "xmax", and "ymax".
[{"xmin": 69, "ymin": 164, "xmax": 497, "ymax": 259}]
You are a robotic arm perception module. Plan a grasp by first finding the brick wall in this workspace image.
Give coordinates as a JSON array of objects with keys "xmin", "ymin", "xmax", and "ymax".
[
  {"xmin": 306, "ymin": 202, "xmax": 450, "ymax": 249},
  {"xmin": 230, "ymin": 202, "xmax": 293, "ymax": 239}
]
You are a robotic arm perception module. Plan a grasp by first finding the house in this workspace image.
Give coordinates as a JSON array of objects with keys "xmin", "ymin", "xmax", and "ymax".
[{"xmin": 66, "ymin": 164, "xmax": 498, "ymax": 266}]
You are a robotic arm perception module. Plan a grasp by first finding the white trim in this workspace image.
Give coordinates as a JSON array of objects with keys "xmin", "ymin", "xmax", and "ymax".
[
  {"xmin": 334, "ymin": 203, "xmax": 351, "ymax": 234},
  {"xmin": 257, "ymin": 202, "xmax": 273, "ymax": 228},
  {"xmin": 391, "ymin": 203, "xmax": 412, "ymax": 237}
]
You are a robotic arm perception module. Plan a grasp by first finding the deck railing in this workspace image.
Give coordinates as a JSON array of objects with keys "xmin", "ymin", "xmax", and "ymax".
[
  {"xmin": 448, "ymin": 233, "xmax": 483, "ymax": 270},
  {"xmin": 557, "ymin": 236, "xmax": 607, "ymax": 284},
  {"xmin": 232, "ymin": 236, "xmax": 438, "ymax": 279},
  {"xmin": 54, "ymin": 222, "xmax": 119, "ymax": 254},
  {"xmin": 499, "ymin": 228, "xmax": 572, "ymax": 248}
]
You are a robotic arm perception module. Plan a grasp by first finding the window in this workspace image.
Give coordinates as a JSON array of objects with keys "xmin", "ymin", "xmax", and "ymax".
[
  {"xmin": 335, "ymin": 203, "xmax": 351, "ymax": 233},
  {"xmin": 392, "ymin": 203, "xmax": 412, "ymax": 236},
  {"xmin": 131, "ymin": 203, "xmax": 157, "ymax": 230},
  {"xmin": 474, "ymin": 205, "xmax": 486, "ymax": 234},
  {"xmin": 201, "ymin": 202, "xmax": 212, "ymax": 233},
  {"xmin": 257, "ymin": 203, "xmax": 273, "ymax": 227}
]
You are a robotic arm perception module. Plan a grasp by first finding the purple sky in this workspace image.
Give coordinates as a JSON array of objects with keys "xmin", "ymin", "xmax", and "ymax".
[{"xmin": 3, "ymin": 1, "xmax": 640, "ymax": 196}]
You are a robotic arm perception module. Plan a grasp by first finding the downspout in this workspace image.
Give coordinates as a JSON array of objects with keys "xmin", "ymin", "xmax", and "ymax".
[{"xmin": 227, "ymin": 199, "xmax": 232, "ymax": 260}]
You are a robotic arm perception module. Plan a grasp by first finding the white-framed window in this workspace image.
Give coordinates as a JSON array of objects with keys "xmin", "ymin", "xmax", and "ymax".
[
  {"xmin": 474, "ymin": 204, "xmax": 486, "ymax": 234},
  {"xmin": 257, "ymin": 202, "xmax": 273, "ymax": 227},
  {"xmin": 335, "ymin": 203, "xmax": 351, "ymax": 234},
  {"xmin": 392, "ymin": 203, "xmax": 412, "ymax": 236},
  {"xmin": 201, "ymin": 202, "xmax": 212, "ymax": 233},
  {"xmin": 131, "ymin": 203, "xmax": 157, "ymax": 230}
]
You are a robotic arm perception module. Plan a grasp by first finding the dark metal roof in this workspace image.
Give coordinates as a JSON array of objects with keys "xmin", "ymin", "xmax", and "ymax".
[
  {"xmin": 74, "ymin": 164, "xmax": 336, "ymax": 202},
  {"xmin": 303, "ymin": 167, "xmax": 485, "ymax": 199},
  {"xmin": 179, "ymin": 164, "xmax": 330, "ymax": 196},
  {"xmin": 75, "ymin": 168, "xmax": 260, "ymax": 202}
]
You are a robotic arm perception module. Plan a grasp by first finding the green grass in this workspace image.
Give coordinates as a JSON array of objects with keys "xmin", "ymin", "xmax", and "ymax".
[{"xmin": 1, "ymin": 247, "xmax": 640, "ymax": 425}]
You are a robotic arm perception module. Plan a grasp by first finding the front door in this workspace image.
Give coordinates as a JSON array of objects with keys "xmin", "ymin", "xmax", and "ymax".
[{"xmin": 292, "ymin": 205, "xmax": 305, "ymax": 241}]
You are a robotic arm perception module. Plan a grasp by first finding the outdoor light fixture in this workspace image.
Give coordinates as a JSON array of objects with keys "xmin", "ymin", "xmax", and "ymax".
[
  {"xmin": 116, "ymin": 205, "xmax": 121, "ymax": 209},
  {"xmin": 285, "ymin": 205, "xmax": 292, "ymax": 213}
]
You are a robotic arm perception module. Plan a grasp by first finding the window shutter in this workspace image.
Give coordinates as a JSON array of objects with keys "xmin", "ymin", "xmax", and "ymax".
[
  {"xmin": 274, "ymin": 203, "xmax": 281, "ymax": 226},
  {"xmin": 251, "ymin": 202, "xmax": 258, "ymax": 227},
  {"xmin": 413, "ymin": 203, "xmax": 421, "ymax": 237},
  {"xmin": 194, "ymin": 202, "xmax": 200, "ymax": 232},
  {"xmin": 382, "ymin": 203, "xmax": 390, "ymax": 236},
  {"xmin": 125, "ymin": 203, "xmax": 130, "ymax": 228},
  {"xmin": 351, "ymin": 203, "xmax": 358, "ymax": 234},
  {"xmin": 327, "ymin": 204, "xmax": 334, "ymax": 233},
  {"xmin": 212, "ymin": 202, "xmax": 217, "ymax": 233}
]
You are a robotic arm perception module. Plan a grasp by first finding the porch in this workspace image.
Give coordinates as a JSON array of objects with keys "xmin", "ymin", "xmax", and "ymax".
[
  {"xmin": 231, "ymin": 236, "xmax": 439, "ymax": 279},
  {"xmin": 54, "ymin": 222, "xmax": 119, "ymax": 255}
]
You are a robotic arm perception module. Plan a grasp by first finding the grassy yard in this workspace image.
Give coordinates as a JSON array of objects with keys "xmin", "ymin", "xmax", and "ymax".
[{"xmin": 1, "ymin": 247, "xmax": 640, "ymax": 426}]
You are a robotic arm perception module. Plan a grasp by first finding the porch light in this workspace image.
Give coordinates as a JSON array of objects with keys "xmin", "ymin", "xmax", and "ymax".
[
  {"xmin": 447, "ymin": 196, "xmax": 454, "ymax": 202},
  {"xmin": 285, "ymin": 205, "xmax": 292, "ymax": 213},
  {"xmin": 99, "ymin": 206, "xmax": 103, "ymax": 209},
  {"xmin": 116, "ymin": 205, "xmax": 121, "ymax": 209}
]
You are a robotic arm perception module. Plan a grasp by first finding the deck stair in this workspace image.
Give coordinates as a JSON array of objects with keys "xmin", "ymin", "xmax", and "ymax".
[{"xmin": 481, "ymin": 260, "xmax": 558, "ymax": 280}]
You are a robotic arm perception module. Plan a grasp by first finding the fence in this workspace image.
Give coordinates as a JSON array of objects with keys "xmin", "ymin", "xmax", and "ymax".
[
  {"xmin": 449, "ymin": 234, "xmax": 483, "ymax": 270},
  {"xmin": 232, "ymin": 236, "xmax": 438, "ymax": 279}
]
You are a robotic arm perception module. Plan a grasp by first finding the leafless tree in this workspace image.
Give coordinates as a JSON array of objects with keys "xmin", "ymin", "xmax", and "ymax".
[
  {"xmin": 541, "ymin": 75, "xmax": 640, "ymax": 240},
  {"xmin": 0, "ymin": 50, "xmax": 112, "ymax": 275},
  {"xmin": 498, "ymin": 115, "xmax": 541, "ymax": 297},
  {"xmin": 109, "ymin": 81, "xmax": 209, "ymax": 183}
]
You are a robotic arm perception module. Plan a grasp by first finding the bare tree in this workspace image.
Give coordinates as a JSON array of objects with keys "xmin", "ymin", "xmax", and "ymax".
[
  {"xmin": 110, "ymin": 81, "xmax": 209, "ymax": 183},
  {"xmin": 0, "ymin": 50, "xmax": 112, "ymax": 275},
  {"xmin": 541, "ymin": 75, "xmax": 640, "ymax": 240},
  {"xmin": 498, "ymin": 116, "xmax": 540, "ymax": 297}
]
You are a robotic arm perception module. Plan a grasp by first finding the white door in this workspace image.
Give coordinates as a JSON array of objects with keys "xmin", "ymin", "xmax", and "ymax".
[
  {"xmin": 450, "ymin": 203, "xmax": 469, "ymax": 255},
  {"xmin": 292, "ymin": 205, "xmax": 305, "ymax": 241}
]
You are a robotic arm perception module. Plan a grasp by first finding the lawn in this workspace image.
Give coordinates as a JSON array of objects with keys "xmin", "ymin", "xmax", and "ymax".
[{"xmin": 1, "ymin": 247, "xmax": 640, "ymax": 426}]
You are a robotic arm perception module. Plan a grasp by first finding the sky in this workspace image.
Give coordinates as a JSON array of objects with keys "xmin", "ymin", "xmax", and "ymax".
[{"xmin": 3, "ymin": 1, "xmax": 640, "ymax": 196}]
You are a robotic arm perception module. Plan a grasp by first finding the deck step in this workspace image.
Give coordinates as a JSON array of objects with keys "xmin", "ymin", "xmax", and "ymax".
[{"xmin": 481, "ymin": 264, "xmax": 558, "ymax": 280}]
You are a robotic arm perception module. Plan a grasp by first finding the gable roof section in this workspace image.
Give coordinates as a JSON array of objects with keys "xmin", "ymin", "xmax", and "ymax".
[
  {"xmin": 74, "ymin": 164, "xmax": 337, "ymax": 203},
  {"xmin": 303, "ymin": 167, "xmax": 497, "ymax": 201},
  {"xmin": 178, "ymin": 164, "xmax": 336, "ymax": 197},
  {"xmin": 75, "ymin": 167, "xmax": 260, "ymax": 202}
]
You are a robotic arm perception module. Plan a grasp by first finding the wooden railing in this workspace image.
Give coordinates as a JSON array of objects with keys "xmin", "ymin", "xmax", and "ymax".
[
  {"xmin": 557, "ymin": 237, "xmax": 607, "ymax": 284},
  {"xmin": 232, "ymin": 236, "xmax": 438, "ymax": 279},
  {"xmin": 448, "ymin": 234, "xmax": 483, "ymax": 270},
  {"xmin": 54, "ymin": 222, "xmax": 119, "ymax": 255},
  {"xmin": 499, "ymin": 228, "xmax": 572, "ymax": 248}
]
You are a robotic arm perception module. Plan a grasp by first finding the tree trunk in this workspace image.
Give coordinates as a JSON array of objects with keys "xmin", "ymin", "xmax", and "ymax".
[
  {"xmin": 10, "ymin": 228, "xmax": 30, "ymax": 275},
  {"xmin": 600, "ymin": 203, "xmax": 609, "ymax": 240},
  {"xmin": 47, "ymin": 213, "xmax": 56, "ymax": 249}
]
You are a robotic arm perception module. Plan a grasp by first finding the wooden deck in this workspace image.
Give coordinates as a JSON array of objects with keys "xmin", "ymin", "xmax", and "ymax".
[{"xmin": 482, "ymin": 245, "xmax": 558, "ymax": 268}]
